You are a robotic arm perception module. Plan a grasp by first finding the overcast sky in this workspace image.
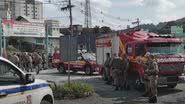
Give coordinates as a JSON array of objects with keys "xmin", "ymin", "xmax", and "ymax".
[{"xmin": 38, "ymin": 0, "xmax": 185, "ymax": 30}]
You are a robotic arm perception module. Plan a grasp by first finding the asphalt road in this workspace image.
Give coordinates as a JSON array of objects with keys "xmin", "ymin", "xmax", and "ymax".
[{"xmin": 35, "ymin": 69, "xmax": 185, "ymax": 104}]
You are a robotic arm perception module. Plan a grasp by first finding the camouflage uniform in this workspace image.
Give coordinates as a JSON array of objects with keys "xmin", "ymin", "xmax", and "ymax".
[
  {"xmin": 8, "ymin": 53, "xmax": 19, "ymax": 66},
  {"xmin": 32, "ymin": 53, "xmax": 43, "ymax": 74},
  {"xmin": 25, "ymin": 53, "xmax": 33, "ymax": 72},
  {"xmin": 143, "ymin": 59, "xmax": 151, "ymax": 97},
  {"xmin": 121, "ymin": 56, "xmax": 130, "ymax": 90},
  {"xmin": 111, "ymin": 57, "xmax": 123, "ymax": 90},
  {"xmin": 145, "ymin": 56, "xmax": 159, "ymax": 103}
]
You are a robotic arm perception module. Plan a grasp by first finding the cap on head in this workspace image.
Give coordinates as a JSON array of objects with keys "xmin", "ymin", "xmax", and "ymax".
[{"xmin": 145, "ymin": 52, "xmax": 151, "ymax": 57}]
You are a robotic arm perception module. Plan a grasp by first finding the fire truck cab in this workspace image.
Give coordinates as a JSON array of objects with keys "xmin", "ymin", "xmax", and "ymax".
[{"xmin": 96, "ymin": 31, "xmax": 185, "ymax": 89}]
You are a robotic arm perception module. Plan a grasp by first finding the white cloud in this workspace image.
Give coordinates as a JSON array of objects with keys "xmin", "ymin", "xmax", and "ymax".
[
  {"xmin": 113, "ymin": 0, "xmax": 143, "ymax": 7},
  {"xmin": 141, "ymin": 0, "xmax": 176, "ymax": 13},
  {"xmin": 156, "ymin": 14, "xmax": 178, "ymax": 22}
]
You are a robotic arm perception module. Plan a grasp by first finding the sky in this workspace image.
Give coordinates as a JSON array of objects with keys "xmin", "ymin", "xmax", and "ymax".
[{"xmin": 37, "ymin": 0, "xmax": 185, "ymax": 30}]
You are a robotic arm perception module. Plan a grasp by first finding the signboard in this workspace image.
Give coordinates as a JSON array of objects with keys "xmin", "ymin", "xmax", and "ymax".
[
  {"xmin": 2, "ymin": 20, "xmax": 45, "ymax": 37},
  {"xmin": 13, "ymin": 21, "xmax": 45, "ymax": 36},
  {"xmin": 96, "ymin": 36, "xmax": 112, "ymax": 47}
]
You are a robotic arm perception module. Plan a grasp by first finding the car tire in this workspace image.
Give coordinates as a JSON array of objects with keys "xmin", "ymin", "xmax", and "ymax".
[
  {"xmin": 40, "ymin": 100, "xmax": 51, "ymax": 104},
  {"xmin": 167, "ymin": 84, "xmax": 177, "ymax": 88},
  {"xmin": 85, "ymin": 66, "xmax": 93, "ymax": 75},
  {"xmin": 58, "ymin": 64, "xmax": 66, "ymax": 74}
]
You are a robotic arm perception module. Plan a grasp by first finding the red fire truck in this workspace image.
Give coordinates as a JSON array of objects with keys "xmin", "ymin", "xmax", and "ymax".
[
  {"xmin": 96, "ymin": 31, "xmax": 185, "ymax": 89},
  {"xmin": 52, "ymin": 36, "xmax": 101, "ymax": 75}
]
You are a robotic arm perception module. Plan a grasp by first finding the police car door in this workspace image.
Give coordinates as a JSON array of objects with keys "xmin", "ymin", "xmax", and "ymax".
[{"xmin": 0, "ymin": 60, "xmax": 26, "ymax": 104}]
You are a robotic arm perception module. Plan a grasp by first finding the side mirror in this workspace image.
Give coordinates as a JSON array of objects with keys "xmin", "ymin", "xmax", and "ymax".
[{"xmin": 25, "ymin": 74, "xmax": 35, "ymax": 84}]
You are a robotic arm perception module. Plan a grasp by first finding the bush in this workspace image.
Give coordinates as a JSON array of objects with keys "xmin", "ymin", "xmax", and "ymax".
[{"xmin": 51, "ymin": 82, "xmax": 95, "ymax": 99}]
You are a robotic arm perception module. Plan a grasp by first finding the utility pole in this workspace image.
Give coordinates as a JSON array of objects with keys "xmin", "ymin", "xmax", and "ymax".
[
  {"xmin": 61, "ymin": 0, "xmax": 74, "ymax": 85},
  {"xmin": 132, "ymin": 18, "xmax": 140, "ymax": 30},
  {"xmin": 0, "ymin": 19, "xmax": 3, "ymax": 56},
  {"xmin": 136, "ymin": 18, "xmax": 140, "ymax": 29},
  {"xmin": 45, "ymin": 24, "xmax": 49, "ymax": 69},
  {"xmin": 25, "ymin": 0, "xmax": 28, "ymax": 16},
  {"xmin": 33, "ymin": 0, "xmax": 36, "ymax": 19},
  {"xmin": 84, "ymin": 0, "xmax": 92, "ymax": 28},
  {"xmin": 84, "ymin": 0, "xmax": 92, "ymax": 52}
]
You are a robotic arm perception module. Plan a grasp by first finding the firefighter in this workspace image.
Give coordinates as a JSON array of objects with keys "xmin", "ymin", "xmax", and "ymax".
[
  {"xmin": 104, "ymin": 53, "xmax": 111, "ymax": 85},
  {"xmin": 145, "ymin": 53, "xmax": 159, "ymax": 103}
]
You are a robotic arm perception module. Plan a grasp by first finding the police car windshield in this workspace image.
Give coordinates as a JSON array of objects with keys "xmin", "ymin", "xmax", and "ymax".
[{"xmin": 147, "ymin": 43, "xmax": 184, "ymax": 55}]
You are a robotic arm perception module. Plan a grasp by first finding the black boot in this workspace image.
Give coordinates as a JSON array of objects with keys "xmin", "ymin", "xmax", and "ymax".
[
  {"xmin": 149, "ymin": 96, "xmax": 157, "ymax": 103},
  {"xmin": 114, "ymin": 86, "xmax": 119, "ymax": 91}
]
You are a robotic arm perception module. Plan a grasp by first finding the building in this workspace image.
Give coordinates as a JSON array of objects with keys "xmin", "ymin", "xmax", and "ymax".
[
  {"xmin": 1, "ymin": 16, "xmax": 63, "ymax": 54},
  {"xmin": 0, "ymin": 0, "xmax": 10, "ymax": 19},
  {"xmin": 45, "ymin": 19, "xmax": 63, "ymax": 54},
  {"xmin": 45, "ymin": 20, "xmax": 61, "ymax": 36},
  {"xmin": 0, "ymin": 0, "xmax": 43, "ymax": 20}
]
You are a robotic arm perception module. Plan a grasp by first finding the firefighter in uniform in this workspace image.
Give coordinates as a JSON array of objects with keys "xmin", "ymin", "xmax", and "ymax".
[{"xmin": 145, "ymin": 53, "xmax": 159, "ymax": 103}]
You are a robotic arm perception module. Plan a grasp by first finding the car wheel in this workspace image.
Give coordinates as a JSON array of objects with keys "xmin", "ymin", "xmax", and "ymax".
[
  {"xmin": 167, "ymin": 84, "xmax": 177, "ymax": 88},
  {"xmin": 85, "ymin": 66, "xmax": 92, "ymax": 75},
  {"xmin": 40, "ymin": 100, "xmax": 51, "ymax": 104},
  {"xmin": 58, "ymin": 64, "xmax": 66, "ymax": 74}
]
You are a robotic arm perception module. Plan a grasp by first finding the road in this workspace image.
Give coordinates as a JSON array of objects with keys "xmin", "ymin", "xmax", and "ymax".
[{"xmin": 35, "ymin": 69, "xmax": 185, "ymax": 104}]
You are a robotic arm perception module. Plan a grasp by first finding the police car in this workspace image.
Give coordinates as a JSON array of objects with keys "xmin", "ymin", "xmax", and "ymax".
[{"xmin": 0, "ymin": 57, "xmax": 54, "ymax": 104}]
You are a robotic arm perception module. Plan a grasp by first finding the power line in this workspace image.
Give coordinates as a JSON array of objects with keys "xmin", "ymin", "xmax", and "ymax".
[
  {"xmin": 72, "ymin": 0, "xmax": 131, "ymax": 22},
  {"xmin": 74, "ymin": 5, "xmax": 126, "ymax": 28}
]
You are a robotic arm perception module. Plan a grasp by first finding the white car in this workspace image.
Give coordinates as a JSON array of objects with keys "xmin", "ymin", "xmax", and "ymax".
[{"xmin": 0, "ymin": 57, "xmax": 54, "ymax": 104}]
